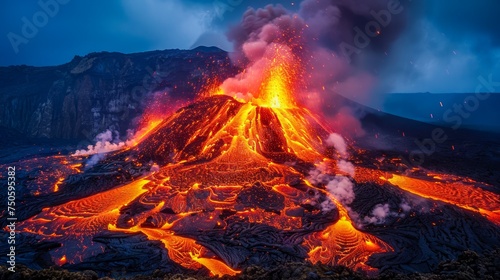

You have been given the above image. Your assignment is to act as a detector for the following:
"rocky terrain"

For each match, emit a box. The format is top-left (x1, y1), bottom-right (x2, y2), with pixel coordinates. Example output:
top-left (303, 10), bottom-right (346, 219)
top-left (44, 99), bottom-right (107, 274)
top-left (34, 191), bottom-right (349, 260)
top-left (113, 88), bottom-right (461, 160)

top-left (0, 49), bottom-right (499, 280)
top-left (1, 250), bottom-right (499, 279)
top-left (0, 46), bottom-right (238, 142)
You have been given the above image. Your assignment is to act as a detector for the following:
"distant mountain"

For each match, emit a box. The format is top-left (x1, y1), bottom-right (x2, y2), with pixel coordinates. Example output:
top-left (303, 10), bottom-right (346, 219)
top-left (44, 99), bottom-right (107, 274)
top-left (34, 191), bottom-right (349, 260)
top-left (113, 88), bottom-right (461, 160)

top-left (0, 47), bottom-right (238, 143)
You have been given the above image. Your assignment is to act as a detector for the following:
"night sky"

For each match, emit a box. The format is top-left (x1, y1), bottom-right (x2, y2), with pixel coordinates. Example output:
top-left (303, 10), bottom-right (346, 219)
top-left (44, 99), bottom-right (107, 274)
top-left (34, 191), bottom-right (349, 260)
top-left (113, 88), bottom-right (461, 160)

top-left (1, 0), bottom-right (499, 95)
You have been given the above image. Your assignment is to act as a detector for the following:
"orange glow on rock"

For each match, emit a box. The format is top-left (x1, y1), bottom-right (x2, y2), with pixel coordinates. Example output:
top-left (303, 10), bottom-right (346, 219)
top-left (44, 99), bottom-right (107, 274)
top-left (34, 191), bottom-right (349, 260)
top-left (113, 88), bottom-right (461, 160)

top-left (305, 213), bottom-right (392, 270)
top-left (22, 38), bottom-right (499, 277)
top-left (128, 119), bottom-right (163, 147)
top-left (57, 255), bottom-right (67, 266)
top-left (190, 253), bottom-right (241, 277)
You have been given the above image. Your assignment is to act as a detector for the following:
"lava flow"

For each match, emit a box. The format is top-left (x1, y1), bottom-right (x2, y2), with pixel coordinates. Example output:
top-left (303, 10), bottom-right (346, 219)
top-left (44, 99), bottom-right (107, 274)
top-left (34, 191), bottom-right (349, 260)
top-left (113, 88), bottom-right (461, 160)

top-left (14, 47), bottom-right (397, 277)
top-left (13, 46), bottom-right (500, 277)
top-left (386, 173), bottom-right (500, 225)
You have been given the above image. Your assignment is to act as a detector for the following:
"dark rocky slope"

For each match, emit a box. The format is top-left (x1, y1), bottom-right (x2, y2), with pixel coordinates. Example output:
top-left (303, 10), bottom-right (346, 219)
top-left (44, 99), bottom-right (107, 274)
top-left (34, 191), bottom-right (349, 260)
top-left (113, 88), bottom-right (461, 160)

top-left (0, 46), bottom-right (238, 142)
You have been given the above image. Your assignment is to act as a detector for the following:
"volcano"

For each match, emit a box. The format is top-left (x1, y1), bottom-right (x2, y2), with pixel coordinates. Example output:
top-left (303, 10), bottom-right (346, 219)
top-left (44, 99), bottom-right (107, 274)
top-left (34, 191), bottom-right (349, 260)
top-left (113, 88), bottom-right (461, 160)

top-left (4, 87), bottom-right (499, 278)
top-left (14, 93), bottom-right (391, 274)
top-left (1, 35), bottom-right (499, 280)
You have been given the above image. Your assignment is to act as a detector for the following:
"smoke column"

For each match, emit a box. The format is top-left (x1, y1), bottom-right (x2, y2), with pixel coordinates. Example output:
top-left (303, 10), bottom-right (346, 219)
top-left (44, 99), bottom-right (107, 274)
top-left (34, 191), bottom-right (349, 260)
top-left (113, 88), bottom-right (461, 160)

top-left (220, 0), bottom-right (409, 137)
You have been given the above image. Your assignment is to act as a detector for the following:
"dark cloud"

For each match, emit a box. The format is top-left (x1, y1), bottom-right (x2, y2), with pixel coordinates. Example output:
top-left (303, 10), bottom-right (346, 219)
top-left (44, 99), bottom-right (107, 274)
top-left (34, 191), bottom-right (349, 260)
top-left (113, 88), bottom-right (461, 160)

top-left (0, 0), bottom-right (210, 66)
top-left (376, 1), bottom-right (500, 94)
top-left (427, 0), bottom-right (500, 46)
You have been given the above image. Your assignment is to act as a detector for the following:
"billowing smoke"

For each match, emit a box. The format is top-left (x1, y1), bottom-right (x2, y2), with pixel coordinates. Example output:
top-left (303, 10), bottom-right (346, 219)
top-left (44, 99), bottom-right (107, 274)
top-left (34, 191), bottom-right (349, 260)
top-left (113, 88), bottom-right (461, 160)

top-left (308, 133), bottom-right (356, 211)
top-left (325, 176), bottom-right (355, 205)
top-left (220, 5), bottom-right (304, 102)
top-left (73, 130), bottom-right (127, 157)
top-left (307, 163), bottom-right (356, 209)
top-left (308, 161), bottom-right (331, 185)
top-left (73, 130), bottom-right (127, 168)
top-left (73, 124), bottom-right (158, 168)
top-left (85, 153), bottom-right (106, 169)
top-left (326, 133), bottom-right (354, 176)
top-left (363, 201), bottom-right (411, 225)
top-left (326, 133), bottom-right (347, 157)
top-left (221, 0), bottom-right (410, 137)
top-left (337, 159), bottom-right (354, 177)
top-left (316, 134), bottom-right (414, 223)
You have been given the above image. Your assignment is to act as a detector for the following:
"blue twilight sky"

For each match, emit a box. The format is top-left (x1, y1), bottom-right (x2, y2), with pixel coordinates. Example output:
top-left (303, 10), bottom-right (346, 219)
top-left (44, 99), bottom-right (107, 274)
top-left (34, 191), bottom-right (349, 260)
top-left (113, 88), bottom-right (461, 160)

top-left (1, 0), bottom-right (500, 94)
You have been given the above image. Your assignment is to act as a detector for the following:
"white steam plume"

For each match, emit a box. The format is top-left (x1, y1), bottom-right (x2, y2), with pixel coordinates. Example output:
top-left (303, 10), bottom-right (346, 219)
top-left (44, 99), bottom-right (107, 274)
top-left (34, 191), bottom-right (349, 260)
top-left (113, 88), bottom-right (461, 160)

top-left (326, 133), bottom-right (348, 158)
top-left (363, 201), bottom-right (412, 225)
top-left (308, 133), bottom-right (357, 212)
top-left (72, 125), bottom-right (154, 168)
top-left (73, 130), bottom-right (127, 157)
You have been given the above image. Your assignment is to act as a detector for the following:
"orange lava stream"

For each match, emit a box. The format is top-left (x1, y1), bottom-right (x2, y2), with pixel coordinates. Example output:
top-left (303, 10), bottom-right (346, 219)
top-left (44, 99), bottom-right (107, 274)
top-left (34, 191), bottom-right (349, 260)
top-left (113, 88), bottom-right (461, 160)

top-left (112, 85), bottom-right (328, 275)
top-left (108, 221), bottom-right (240, 277)
top-left (53, 177), bottom-right (64, 192)
top-left (177, 97), bottom-right (326, 166)
top-left (18, 179), bottom-right (151, 263)
top-left (304, 196), bottom-right (392, 270)
top-left (387, 174), bottom-right (500, 225)
top-left (190, 253), bottom-right (241, 277)
top-left (128, 119), bottom-right (164, 147)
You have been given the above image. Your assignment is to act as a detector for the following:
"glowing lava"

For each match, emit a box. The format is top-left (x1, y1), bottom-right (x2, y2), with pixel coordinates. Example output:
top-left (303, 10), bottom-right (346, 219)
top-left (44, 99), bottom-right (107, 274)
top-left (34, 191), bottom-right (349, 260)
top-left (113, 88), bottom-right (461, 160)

top-left (18, 179), bottom-right (151, 263)
top-left (387, 173), bottom-right (500, 225)
top-left (257, 45), bottom-right (298, 109)
top-left (22, 45), bottom-right (481, 278)
top-left (304, 198), bottom-right (392, 270)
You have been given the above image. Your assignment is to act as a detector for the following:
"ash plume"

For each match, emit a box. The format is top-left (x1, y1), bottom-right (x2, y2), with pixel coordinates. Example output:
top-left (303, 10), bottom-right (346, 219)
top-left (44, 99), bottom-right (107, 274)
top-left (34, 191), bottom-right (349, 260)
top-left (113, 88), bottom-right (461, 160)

top-left (220, 0), bottom-right (410, 137)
